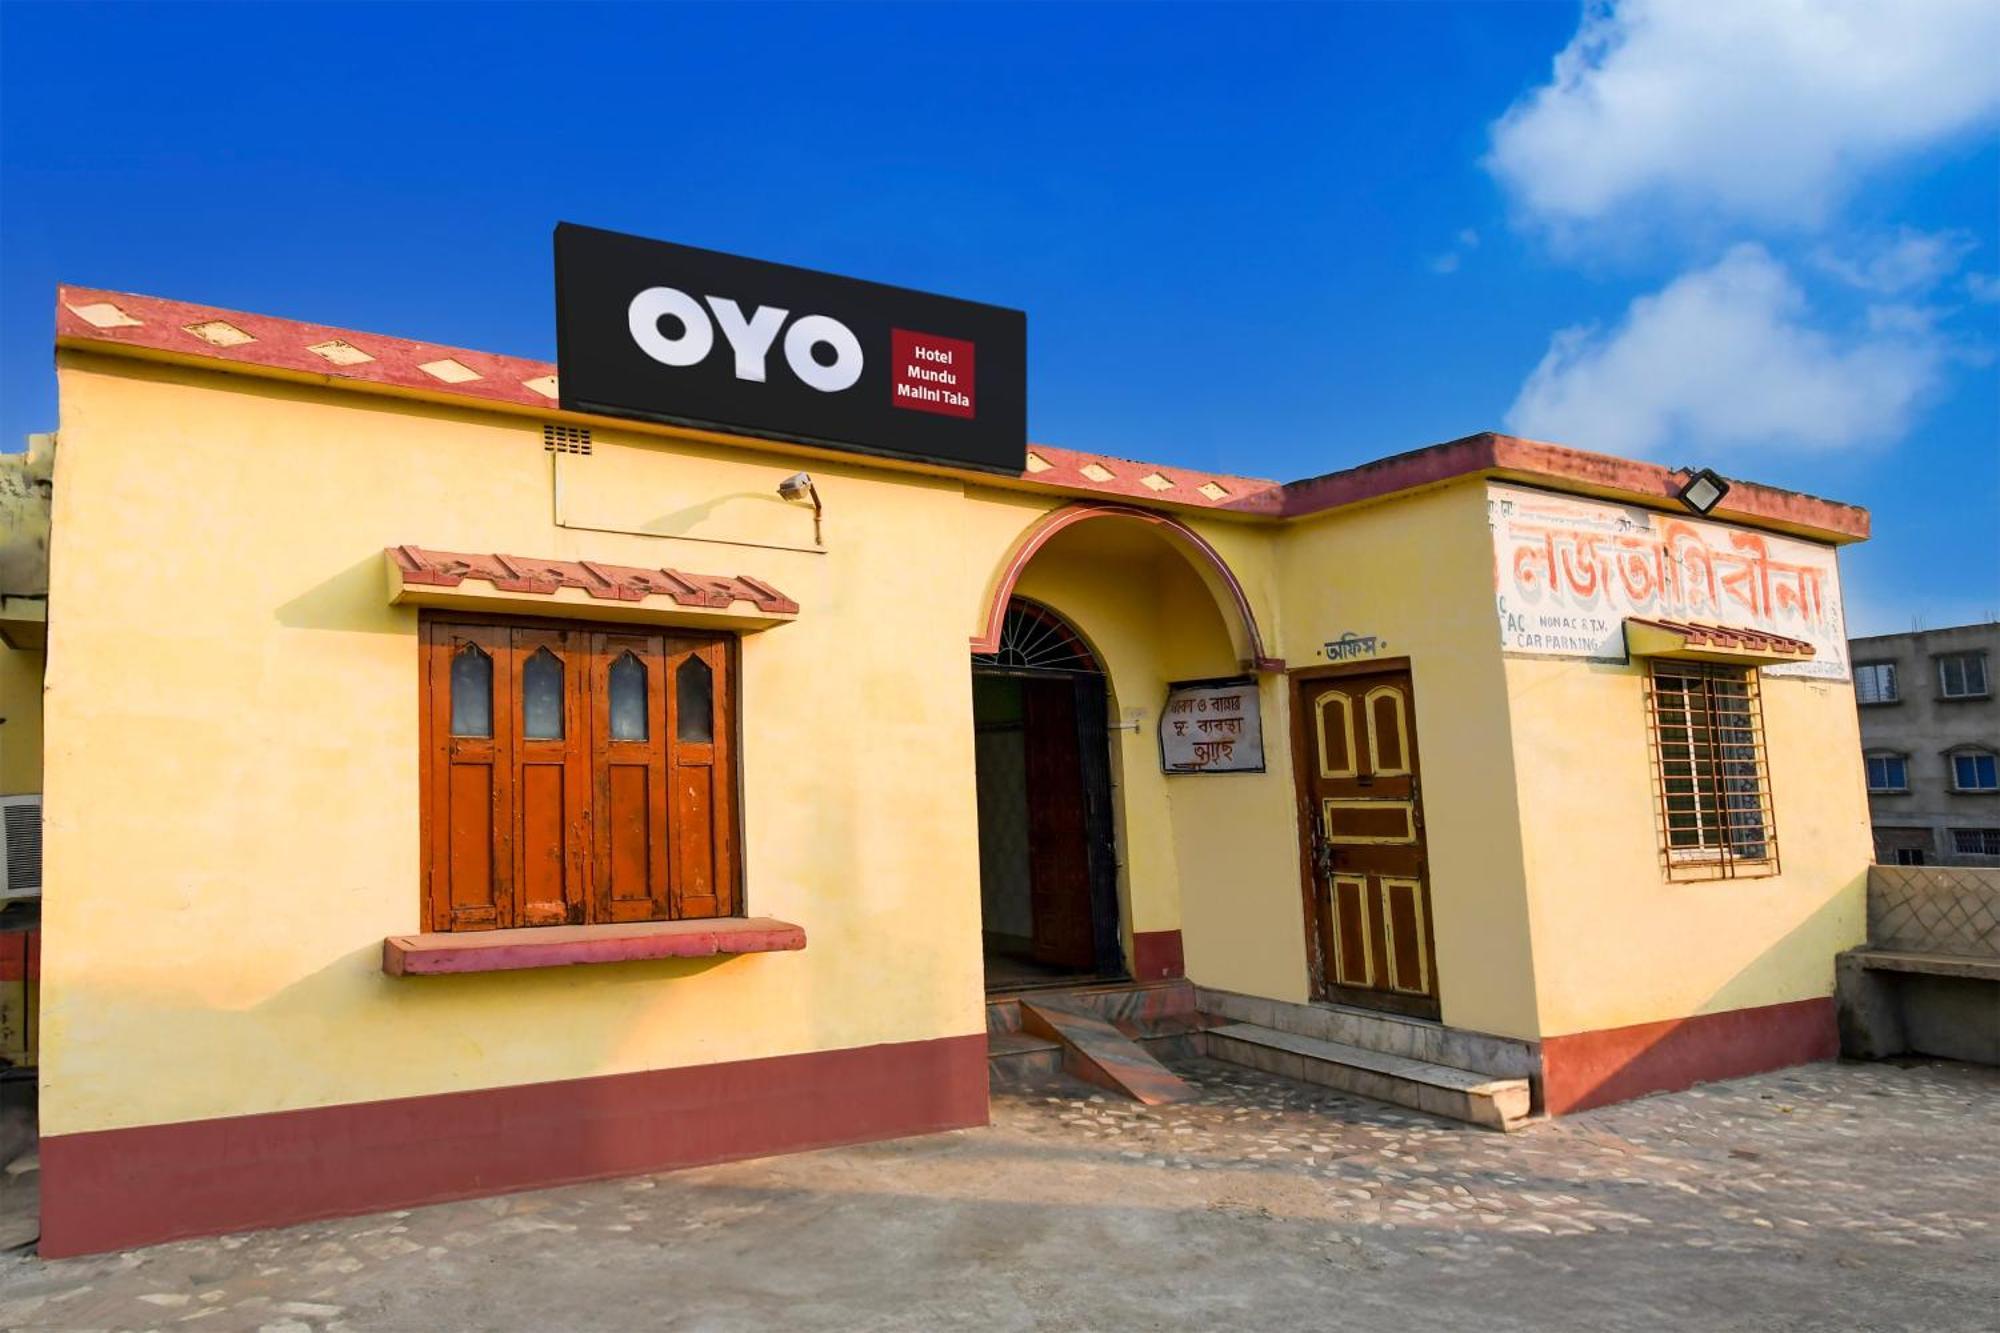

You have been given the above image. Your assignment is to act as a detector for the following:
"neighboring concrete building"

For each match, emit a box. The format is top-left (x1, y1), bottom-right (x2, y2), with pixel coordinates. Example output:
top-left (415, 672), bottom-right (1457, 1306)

top-left (1850, 622), bottom-right (2000, 867)
top-left (16, 280), bottom-right (1876, 1256)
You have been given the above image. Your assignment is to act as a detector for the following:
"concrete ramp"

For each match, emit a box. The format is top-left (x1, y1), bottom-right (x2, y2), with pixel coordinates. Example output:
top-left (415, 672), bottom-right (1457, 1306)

top-left (1020, 999), bottom-right (1193, 1105)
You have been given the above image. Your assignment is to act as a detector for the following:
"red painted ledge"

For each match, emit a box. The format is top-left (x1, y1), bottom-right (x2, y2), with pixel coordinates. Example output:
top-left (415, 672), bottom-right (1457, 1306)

top-left (383, 917), bottom-right (805, 975)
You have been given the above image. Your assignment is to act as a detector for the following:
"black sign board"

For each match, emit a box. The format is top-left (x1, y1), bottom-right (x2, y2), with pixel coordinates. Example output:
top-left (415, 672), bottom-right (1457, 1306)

top-left (555, 223), bottom-right (1026, 474)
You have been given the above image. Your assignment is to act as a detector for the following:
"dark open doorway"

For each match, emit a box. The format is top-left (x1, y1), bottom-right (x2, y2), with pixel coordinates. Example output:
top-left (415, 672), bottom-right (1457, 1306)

top-left (972, 599), bottom-right (1124, 991)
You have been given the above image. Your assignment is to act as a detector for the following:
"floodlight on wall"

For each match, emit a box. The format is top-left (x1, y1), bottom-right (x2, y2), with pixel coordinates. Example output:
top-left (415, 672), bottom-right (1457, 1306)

top-left (777, 471), bottom-right (823, 546)
top-left (1674, 467), bottom-right (1731, 517)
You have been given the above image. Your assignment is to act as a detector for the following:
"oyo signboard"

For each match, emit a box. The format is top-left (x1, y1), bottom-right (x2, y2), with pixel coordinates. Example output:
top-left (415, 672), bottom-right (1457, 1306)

top-left (555, 223), bottom-right (1026, 474)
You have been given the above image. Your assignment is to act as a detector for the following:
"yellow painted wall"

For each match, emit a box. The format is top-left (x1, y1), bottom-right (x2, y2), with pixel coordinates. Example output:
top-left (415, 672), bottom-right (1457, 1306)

top-left (1267, 480), bottom-right (1544, 1037)
top-left (1506, 656), bottom-right (1871, 1036)
top-left (41, 353), bottom-right (1002, 1136)
top-left (39, 346), bottom-right (1873, 1142)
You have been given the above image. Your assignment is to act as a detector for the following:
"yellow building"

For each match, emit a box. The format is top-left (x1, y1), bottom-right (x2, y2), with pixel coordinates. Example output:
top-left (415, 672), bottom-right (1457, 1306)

top-left (17, 281), bottom-right (1872, 1255)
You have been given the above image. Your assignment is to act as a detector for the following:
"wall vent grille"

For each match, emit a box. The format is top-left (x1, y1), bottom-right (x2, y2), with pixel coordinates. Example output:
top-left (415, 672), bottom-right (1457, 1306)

top-left (544, 424), bottom-right (592, 455)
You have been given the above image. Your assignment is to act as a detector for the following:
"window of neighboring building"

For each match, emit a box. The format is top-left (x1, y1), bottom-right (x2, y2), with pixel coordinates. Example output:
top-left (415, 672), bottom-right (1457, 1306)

top-left (1937, 651), bottom-right (1989, 700)
top-left (1895, 847), bottom-right (1928, 866)
top-left (1864, 753), bottom-right (1909, 793)
top-left (1952, 828), bottom-right (2000, 857)
top-left (421, 614), bottom-right (737, 932)
top-left (1644, 662), bottom-right (1777, 879)
top-left (1950, 750), bottom-right (1999, 793)
top-left (1853, 661), bottom-right (1899, 705)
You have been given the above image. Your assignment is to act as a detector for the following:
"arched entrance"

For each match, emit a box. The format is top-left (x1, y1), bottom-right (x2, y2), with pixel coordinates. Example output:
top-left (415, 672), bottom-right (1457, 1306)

top-left (971, 598), bottom-right (1123, 989)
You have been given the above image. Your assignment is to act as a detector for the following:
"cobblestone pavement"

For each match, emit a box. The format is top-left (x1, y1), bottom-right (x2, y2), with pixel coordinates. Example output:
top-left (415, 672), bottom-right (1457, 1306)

top-left (0, 1057), bottom-right (1995, 1332)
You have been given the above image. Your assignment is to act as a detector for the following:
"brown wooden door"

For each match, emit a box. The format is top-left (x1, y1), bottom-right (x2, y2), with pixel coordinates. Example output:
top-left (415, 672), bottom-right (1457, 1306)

top-left (1022, 676), bottom-right (1095, 969)
top-left (1292, 665), bottom-right (1440, 1019)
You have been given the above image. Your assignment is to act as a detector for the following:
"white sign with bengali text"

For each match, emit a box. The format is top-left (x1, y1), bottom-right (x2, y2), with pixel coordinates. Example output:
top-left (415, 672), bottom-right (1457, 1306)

top-left (1159, 680), bottom-right (1265, 773)
top-left (1488, 482), bottom-right (1849, 681)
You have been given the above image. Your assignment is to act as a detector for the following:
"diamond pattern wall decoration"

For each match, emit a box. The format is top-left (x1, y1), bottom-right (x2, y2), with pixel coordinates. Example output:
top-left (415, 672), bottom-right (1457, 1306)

top-left (1868, 866), bottom-right (2000, 959)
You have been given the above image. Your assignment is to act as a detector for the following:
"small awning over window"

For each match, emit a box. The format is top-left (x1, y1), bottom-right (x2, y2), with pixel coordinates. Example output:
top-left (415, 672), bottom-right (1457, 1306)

top-left (387, 546), bottom-right (798, 630)
top-left (1623, 617), bottom-right (1816, 667)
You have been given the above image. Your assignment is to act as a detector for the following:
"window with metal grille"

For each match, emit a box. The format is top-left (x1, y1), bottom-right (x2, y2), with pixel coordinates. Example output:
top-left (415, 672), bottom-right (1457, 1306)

top-left (1952, 828), bottom-right (2000, 857)
top-left (1853, 661), bottom-right (1898, 705)
top-left (1864, 753), bottom-right (1908, 793)
top-left (1644, 662), bottom-right (1778, 880)
top-left (1937, 652), bottom-right (1989, 699)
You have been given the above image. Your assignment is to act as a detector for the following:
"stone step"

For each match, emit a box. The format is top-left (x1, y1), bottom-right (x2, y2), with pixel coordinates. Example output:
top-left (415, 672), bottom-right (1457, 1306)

top-left (1020, 1000), bottom-right (1194, 1105)
top-left (987, 977), bottom-right (1199, 1038)
top-left (1206, 1023), bottom-right (1533, 1131)
top-left (986, 1030), bottom-right (1065, 1090)
top-left (1194, 985), bottom-right (1539, 1084)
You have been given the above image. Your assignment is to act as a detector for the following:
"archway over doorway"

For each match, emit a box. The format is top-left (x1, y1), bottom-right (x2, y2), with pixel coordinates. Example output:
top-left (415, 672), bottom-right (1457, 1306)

top-left (971, 502), bottom-right (1282, 674)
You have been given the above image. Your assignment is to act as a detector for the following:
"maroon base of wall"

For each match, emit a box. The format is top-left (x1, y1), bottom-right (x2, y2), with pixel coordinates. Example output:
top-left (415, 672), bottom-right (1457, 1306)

top-left (1131, 930), bottom-right (1185, 981)
top-left (39, 1033), bottom-right (989, 1258)
top-left (1541, 997), bottom-right (1837, 1116)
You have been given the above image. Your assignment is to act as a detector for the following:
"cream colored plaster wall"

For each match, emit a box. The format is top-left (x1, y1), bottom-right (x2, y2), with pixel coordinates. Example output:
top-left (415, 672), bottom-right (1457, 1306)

top-left (41, 355), bottom-right (997, 1135)
top-left (1507, 654), bottom-right (1872, 1037)
top-left (1148, 549), bottom-right (1308, 1002)
top-left (1270, 480), bottom-right (1543, 1039)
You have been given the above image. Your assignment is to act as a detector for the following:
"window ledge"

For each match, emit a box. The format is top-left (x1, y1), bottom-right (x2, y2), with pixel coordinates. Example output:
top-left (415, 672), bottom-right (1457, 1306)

top-left (383, 917), bottom-right (805, 976)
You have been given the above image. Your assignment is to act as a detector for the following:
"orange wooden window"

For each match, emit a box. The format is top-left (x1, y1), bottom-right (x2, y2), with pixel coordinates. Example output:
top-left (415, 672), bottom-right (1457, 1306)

top-left (421, 614), bottom-right (738, 932)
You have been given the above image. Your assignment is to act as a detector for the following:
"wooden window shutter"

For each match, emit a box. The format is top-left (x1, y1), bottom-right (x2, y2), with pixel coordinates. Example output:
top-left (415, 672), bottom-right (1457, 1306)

top-left (510, 627), bottom-right (591, 926)
top-left (591, 631), bottom-right (672, 923)
top-left (666, 635), bottom-right (736, 918)
top-left (424, 621), bottom-right (515, 931)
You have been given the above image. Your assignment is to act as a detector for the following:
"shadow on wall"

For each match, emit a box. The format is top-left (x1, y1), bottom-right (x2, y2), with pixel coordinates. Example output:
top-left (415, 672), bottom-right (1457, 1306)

top-left (1539, 878), bottom-right (1862, 1115)
top-left (274, 552), bottom-right (414, 634)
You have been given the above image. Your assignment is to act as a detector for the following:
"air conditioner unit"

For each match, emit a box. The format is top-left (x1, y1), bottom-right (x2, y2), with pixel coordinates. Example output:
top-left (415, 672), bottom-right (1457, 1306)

top-left (0, 796), bottom-right (40, 900)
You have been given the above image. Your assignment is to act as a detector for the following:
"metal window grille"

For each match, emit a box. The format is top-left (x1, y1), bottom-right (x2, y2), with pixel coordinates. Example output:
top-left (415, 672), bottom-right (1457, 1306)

top-left (1951, 828), bottom-right (2000, 857)
top-left (1854, 661), bottom-right (1898, 704)
top-left (1644, 661), bottom-right (1779, 881)
top-left (543, 423), bottom-right (592, 455)
top-left (971, 598), bottom-right (1103, 675)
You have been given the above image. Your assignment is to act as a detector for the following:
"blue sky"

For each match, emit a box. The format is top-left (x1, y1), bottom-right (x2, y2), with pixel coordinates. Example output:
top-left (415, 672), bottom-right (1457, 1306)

top-left (2, 2), bottom-right (1994, 632)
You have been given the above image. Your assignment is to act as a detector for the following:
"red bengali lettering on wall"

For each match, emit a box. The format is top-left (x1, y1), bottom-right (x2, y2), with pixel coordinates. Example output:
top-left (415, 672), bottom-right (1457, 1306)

top-left (1488, 483), bottom-right (1847, 680)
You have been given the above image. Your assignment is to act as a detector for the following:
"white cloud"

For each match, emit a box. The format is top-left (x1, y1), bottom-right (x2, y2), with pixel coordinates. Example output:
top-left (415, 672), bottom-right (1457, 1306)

top-left (1504, 245), bottom-right (1944, 457)
top-left (1487, 0), bottom-right (2000, 231)
top-left (1813, 227), bottom-right (1978, 295)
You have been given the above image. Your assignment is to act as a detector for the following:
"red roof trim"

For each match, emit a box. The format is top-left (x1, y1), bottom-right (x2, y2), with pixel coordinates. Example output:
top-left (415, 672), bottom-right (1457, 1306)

top-left (389, 546), bottom-right (798, 616)
top-left (56, 286), bottom-right (1868, 542)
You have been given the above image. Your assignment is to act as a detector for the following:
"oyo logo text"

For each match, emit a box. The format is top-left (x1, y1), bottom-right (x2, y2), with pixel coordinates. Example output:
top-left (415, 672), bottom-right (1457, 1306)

top-left (627, 288), bottom-right (863, 392)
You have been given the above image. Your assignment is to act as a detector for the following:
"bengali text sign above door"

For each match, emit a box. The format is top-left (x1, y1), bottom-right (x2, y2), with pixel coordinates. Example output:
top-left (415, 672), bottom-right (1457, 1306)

top-left (1488, 482), bottom-right (1849, 681)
